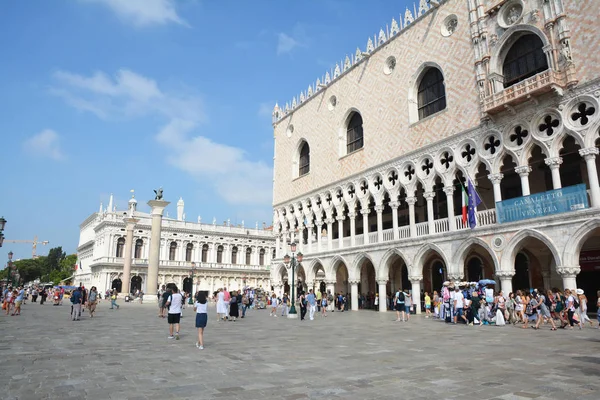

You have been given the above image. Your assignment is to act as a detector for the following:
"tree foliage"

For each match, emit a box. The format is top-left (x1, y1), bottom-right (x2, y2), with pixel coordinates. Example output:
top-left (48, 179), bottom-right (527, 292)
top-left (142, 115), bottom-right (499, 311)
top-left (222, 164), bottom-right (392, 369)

top-left (1, 247), bottom-right (77, 285)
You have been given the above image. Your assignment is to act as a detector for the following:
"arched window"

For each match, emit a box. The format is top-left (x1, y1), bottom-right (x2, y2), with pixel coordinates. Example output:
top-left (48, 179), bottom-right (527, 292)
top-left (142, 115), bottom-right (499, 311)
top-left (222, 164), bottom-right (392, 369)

top-left (217, 245), bottom-right (224, 263)
top-left (346, 112), bottom-right (364, 154)
top-left (201, 244), bottom-right (208, 263)
top-left (231, 247), bottom-right (238, 264)
top-left (245, 247), bottom-right (252, 265)
top-left (169, 241), bottom-right (177, 261)
top-left (134, 239), bottom-right (143, 259)
top-left (259, 248), bottom-right (265, 266)
top-left (185, 243), bottom-right (193, 262)
top-left (503, 34), bottom-right (548, 88)
top-left (417, 68), bottom-right (446, 120)
top-left (115, 237), bottom-right (125, 258)
top-left (299, 141), bottom-right (310, 176)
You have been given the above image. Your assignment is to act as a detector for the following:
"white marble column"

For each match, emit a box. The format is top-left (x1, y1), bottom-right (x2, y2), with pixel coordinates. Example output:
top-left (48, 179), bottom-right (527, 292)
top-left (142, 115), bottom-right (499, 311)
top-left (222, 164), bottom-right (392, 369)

top-left (443, 187), bottom-right (456, 231)
top-left (326, 218), bottom-right (334, 250)
top-left (337, 215), bottom-right (345, 249)
top-left (545, 157), bottom-right (563, 189)
top-left (348, 212), bottom-right (356, 247)
top-left (495, 271), bottom-right (514, 295)
top-left (121, 217), bottom-right (139, 295)
top-left (316, 221), bottom-right (323, 252)
top-left (424, 192), bottom-right (435, 234)
top-left (275, 234), bottom-right (281, 258)
top-left (350, 280), bottom-right (359, 311)
top-left (580, 148), bottom-right (600, 207)
top-left (557, 266), bottom-right (580, 291)
top-left (146, 199), bottom-right (170, 300)
top-left (377, 280), bottom-right (387, 312)
top-left (375, 205), bottom-right (384, 242)
top-left (515, 166), bottom-right (532, 196)
top-left (488, 173), bottom-right (504, 204)
top-left (410, 276), bottom-right (422, 314)
top-left (306, 225), bottom-right (313, 253)
top-left (389, 201), bottom-right (400, 239)
top-left (361, 207), bottom-right (370, 241)
top-left (407, 197), bottom-right (417, 237)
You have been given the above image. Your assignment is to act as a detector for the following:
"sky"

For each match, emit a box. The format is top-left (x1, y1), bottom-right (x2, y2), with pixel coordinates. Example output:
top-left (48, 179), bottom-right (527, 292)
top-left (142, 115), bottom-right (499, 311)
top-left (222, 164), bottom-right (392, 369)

top-left (0, 0), bottom-right (417, 262)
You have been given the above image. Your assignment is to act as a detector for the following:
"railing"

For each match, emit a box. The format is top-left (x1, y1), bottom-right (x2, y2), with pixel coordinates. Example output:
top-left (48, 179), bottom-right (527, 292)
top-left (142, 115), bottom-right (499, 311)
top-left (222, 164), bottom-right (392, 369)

top-left (382, 228), bottom-right (394, 241)
top-left (90, 257), bottom-right (268, 270)
top-left (434, 219), bottom-right (449, 234)
top-left (482, 70), bottom-right (565, 114)
top-left (343, 237), bottom-right (352, 248)
top-left (368, 232), bottom-right (378, 244)
top-left (398, 226), bottom-right (410, 239)
top-left (416, 221), bottom-right (429, 236)
top-left (355, 234), bottom-right (365, 246)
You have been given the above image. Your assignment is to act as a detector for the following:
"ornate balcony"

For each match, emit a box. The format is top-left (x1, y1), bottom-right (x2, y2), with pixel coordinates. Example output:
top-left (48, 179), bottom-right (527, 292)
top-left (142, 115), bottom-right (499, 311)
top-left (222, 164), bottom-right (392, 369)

top-left (482, 69), bottom-right (567, 115)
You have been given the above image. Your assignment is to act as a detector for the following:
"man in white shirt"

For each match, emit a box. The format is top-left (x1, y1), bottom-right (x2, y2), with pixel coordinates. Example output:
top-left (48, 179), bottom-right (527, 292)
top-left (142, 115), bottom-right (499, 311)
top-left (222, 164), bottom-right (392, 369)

top-left (165, 286), bottom-right (183, 340)
top-left (453, 287), bottom-right (467, 324)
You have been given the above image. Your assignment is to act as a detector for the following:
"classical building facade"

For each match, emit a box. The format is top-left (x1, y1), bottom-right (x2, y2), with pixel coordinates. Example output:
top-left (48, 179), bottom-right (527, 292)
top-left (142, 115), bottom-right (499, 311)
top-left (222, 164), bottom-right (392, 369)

top-left (270, 0), bottom-right (600, 313)
top-left (75, 194), bottom-right (275, 295)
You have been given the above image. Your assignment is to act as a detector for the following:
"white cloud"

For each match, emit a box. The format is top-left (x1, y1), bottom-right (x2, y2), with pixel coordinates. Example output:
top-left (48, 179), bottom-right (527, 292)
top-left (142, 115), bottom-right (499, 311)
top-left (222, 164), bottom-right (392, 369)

top-left (23, 129), bottom-right (64, 161)
top-left (277, 33), bottom-right (300, 55)
top-left (258, 102), bottom-right (274, 118)
top-left (82, 0), bottom-right (188, 27)
top-left (53, 69), bottom-right (272, 206)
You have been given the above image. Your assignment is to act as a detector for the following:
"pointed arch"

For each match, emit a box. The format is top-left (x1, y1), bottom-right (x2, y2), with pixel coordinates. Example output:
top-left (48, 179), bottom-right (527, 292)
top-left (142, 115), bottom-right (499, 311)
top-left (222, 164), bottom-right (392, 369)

top-left (500, 229), bottom-right (561, 272)
top-left (413, 243), bottom-right (450, 277)
top-left (489, 25), bottom-right (551, 78)
top-left (349, 252), bottom-right (375, 281)
top-left (563, 218), bottom-right (600, 268)
top-left (378, 248), bottom-right (410, 279)
top-left (452, 237), bottom-right (499, 274)
top-left (306, 258), bottom-right (326, 282)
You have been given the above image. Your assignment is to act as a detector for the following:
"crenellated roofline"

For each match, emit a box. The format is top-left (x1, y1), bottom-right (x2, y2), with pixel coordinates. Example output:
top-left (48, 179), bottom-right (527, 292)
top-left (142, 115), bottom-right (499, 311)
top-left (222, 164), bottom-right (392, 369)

top-left (271, 0), bottom-right (443, 126)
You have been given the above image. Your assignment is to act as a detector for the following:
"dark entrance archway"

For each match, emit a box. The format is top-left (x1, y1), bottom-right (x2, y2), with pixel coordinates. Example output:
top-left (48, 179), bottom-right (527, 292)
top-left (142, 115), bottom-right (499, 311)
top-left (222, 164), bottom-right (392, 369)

top-left (466, 257), bottom-right (483, 282)
top-left (112, 278), bottom-right (122, 293)
top-left (130, 276), bottom-right (142, 293)
top-left (183, 277), bottom-right (193, 294)
top-left (358, 259), bottom-right (376, 309)
top-left (576, 226), bottom-right (600, 313)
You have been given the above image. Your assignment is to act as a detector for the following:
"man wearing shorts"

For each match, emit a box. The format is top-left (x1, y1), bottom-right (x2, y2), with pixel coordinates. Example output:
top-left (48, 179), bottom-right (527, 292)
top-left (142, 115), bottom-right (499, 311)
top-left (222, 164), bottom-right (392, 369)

top-left (453, 287), bottom-right (467, 324)
top-left (166, 286), bottom-right (183, 340)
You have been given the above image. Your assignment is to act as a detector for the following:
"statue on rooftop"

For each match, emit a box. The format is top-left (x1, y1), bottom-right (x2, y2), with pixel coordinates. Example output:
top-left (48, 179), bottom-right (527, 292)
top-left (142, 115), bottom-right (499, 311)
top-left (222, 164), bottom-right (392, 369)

top-left (154, 187), bottom-right (163, 200)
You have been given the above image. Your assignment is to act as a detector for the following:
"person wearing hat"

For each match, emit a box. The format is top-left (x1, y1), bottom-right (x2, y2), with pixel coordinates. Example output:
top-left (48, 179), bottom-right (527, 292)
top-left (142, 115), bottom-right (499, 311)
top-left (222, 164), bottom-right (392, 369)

top-left (576, 288), bottom-right (593, 327)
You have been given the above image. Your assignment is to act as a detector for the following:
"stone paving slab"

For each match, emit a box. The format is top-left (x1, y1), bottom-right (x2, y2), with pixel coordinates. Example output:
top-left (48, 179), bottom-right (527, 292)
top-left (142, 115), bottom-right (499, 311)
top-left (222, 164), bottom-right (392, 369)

top-left (1, 301), bottom-right (599, 400)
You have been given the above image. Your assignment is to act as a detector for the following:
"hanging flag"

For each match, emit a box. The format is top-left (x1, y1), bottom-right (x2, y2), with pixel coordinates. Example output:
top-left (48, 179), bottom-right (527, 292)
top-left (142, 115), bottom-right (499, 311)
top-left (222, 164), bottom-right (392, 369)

top-left (467, 178), bottom-right (482, 229)
top-left (461, 183), bottom-right (468, 225)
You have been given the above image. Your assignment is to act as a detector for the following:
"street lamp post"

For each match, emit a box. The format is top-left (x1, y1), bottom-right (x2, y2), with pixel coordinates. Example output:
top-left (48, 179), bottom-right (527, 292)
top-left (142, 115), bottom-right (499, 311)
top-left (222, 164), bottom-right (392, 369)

top-left (283, 242), bottom-right (303, 318)
top-left (8, 251), bottom-right (17, 287)
top-left (190, 262), bottom-right (197, 296)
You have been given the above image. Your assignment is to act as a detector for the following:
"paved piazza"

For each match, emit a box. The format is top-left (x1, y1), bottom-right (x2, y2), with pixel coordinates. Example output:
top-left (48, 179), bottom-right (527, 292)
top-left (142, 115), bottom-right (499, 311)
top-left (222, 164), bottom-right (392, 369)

top-left (1, 302), bottom-right (599, 400)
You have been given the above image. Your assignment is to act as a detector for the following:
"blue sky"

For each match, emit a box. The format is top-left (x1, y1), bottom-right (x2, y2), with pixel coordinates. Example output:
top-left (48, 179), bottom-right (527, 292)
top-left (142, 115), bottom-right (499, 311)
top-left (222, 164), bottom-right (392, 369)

top-left (0, 0), bottom-right (416, 261)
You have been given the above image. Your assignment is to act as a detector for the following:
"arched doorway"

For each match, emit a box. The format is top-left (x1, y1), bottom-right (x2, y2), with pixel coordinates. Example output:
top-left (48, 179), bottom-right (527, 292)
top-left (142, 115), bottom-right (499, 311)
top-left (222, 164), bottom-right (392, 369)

top-left (466, 257), bottom-right (483, 282)
top-left (334, 262), bottom-right (349, 295)
top-left (358, 258), bottom-right (376, 309)
top-left (576, 226), bottom-right (600, 313)
top-left (387, 254), bottom-right (409, 296)
top-left (112, 278), bottom-right (122, 293)
top-left (130, 276), bottom-right (142, 293)
top-left (183, 277), bottom-right (193, 294)
top-left (421, 249), bottom-right (447, 294)
top-left (511, 250), bottom-right (545, 291)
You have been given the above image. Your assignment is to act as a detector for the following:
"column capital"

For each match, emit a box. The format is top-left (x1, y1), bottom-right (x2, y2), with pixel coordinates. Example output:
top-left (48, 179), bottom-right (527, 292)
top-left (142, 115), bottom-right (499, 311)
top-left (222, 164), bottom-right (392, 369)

top-left (324, 279), bottom-right (336, 285)
top-left (494, 270), bottom-right (514, 279)
top-left (325, 218), bottom-right (335, 224)
top-left (348, 211), bottom-right (357, 219)
top-left (124, 217), bottom-right (139, 229)
top-left (544, 156), bottom-right (563, 168)
top-left (515, 165), bottom-right (532, 176)
top-left (374, 205), bottom-right (385, 213)
top-left (579, 147), bottom-right (599, 160)
top-left (389, 201), bottom-right (400, 208)
top-left (423, 191), bottom-right (435, 201)
top-left (409, 275), bottom-right (423, 282)
top-left (305, 280), bottom-right (314, 287)
top-left (360, 208), bottom-right (370, 215)
top-left (447, 273), bottom-right (463, 281)
top-left (488, 173), bottom-right (504, 184)
top-left (556, 266), bottom-right (580, 278)
top-left (348, 280), bottom-right (360, 285)
top-left (315, 220), bottom-right (324, 227)
top-left (147, 200), bottom-right (171, 216)
top-left (376, 279), bottom-right (388, 285)
top-left (442, 186), bottom-right (454, 196)
top-left (305, 223), bottom-right (314, 229)
top-left (336, 215), bottom-right (346, 222)
top-left (405, 197), bottom-right (417, 205)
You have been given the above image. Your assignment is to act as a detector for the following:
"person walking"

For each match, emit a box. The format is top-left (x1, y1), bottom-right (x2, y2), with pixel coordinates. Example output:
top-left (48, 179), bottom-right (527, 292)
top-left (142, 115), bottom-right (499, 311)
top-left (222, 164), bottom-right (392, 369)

top-left (166, 286), bottom-right (183, 340)
top-left (216, 288), bottom-right (227, 321)
top-left (321, 294), bottom-right (328, 317)
top-left (12, 287), bottom-right (24, 316)
top-left (269, 293), bottom-right (278, 317)
top-left (306, 289), bottom-right (317, 320)
top-left (281, 293), bottom-right (289, 317)
top-left (88, 287), bottom-right (98, 318)
top-left (31, 287), bottom-right (38, 303)
top-left (158, 285), bottom-right (166, 317)
top-left (576, 288), bottom-right (593, 327)
top-left (453, 287), bottom-right (467, 324)
top-left (40, 288), bottom-right (47, 305)
top-left (394, 289), bottom-right (405, 322)
top-left (424, 292), bottom-right (432, 318)
top-left (194, 292), bottom-right (208, 349)
top-left (299, 291), bottom-right (307, 321)
top-left (70, 287), bottom-right (83, 321)
top-left (110, 290), bottom-right (120, 309)
top-left (229, 291), bottom-right (239, 321)
top-left (241, 292), bottom-right (249, 318)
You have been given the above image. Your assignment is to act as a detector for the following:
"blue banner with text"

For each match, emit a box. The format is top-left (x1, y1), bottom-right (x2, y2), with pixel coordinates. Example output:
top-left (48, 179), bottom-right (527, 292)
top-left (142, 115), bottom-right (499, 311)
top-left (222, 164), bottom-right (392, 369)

top-left (496, 184), bottom-right (589, 223)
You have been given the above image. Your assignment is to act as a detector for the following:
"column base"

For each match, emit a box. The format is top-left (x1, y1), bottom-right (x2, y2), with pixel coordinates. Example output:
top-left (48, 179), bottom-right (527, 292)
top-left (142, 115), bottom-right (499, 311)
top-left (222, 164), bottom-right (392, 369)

top-left (287, 313), bottom-right (298, 319)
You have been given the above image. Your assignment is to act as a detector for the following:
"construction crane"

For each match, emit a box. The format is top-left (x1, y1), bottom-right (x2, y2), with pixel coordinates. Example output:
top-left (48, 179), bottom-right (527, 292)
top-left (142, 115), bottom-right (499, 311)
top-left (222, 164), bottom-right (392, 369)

top-left (3, 236), bottom-right (49, 259)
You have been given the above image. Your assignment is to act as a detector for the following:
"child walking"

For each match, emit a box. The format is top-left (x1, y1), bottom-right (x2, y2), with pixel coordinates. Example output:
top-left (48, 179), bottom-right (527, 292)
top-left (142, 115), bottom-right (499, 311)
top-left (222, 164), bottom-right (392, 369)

top-left (269, 293), bottom-right (278, 317)
top-left (194, 292), bottom-right (208, 349)
top-left (424, 292), bottom-right (432, 318)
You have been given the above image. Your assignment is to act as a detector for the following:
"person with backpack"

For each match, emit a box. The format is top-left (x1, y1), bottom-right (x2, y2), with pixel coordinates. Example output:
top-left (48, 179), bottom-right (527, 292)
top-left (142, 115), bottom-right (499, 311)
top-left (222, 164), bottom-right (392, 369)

top-left (165, 286), bottom-right (183, 339)
top-left (564, 289), bottom-right (580, 329)
top-left (522, 293), bottom-right (538, 329)
top-left (70, 287), bottom-right (83, 321)
top-left (535, 289), bottom-right (557, 330)
top-left (394, 289), bottom-right (406, 322)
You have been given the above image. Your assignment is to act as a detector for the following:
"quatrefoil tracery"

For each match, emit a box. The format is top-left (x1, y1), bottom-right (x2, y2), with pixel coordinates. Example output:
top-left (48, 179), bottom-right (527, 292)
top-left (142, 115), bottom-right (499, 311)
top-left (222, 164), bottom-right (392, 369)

top-left (461, 144), bottom-right (476, 162)
top-left (421, 158), bottom-right (434, 175)
top-left (571, 103), bottom-right (595, 126)
top-left (484, 135), bottom-right (501, 155)
top-left (538, 115), bottom-right (559, 137)
top-left (404, 165), bottom-right (415, 181)
top-left (388, 170), bottom-right (399, 186)
top-left (510, 126), bottom-right (529, 146)
top-left (440, 151), bottom-right (454, 169)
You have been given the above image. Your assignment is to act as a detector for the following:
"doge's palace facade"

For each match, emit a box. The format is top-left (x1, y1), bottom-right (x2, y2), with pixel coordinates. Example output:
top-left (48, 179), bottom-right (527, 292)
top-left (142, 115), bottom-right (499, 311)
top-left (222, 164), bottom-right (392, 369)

top-left (75, 194), bottom-right (275, 295)
top-left (270, 0), bottom-right (600, 313)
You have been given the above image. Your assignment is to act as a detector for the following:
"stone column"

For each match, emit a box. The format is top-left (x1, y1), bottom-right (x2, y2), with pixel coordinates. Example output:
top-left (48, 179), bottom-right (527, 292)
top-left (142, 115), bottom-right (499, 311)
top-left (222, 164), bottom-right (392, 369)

top-left (375, 205), bottom-right (384, 242)
top-left (377, 280), bottom-right (387, 312)
top-left (350, 280), bottom-right (359, 311)
top-left (348, 211), bottom-right (357, 247)
top-left (361, 207), bottom-right (370, 241)
top-left (410, 276), bottom-right (422, 314)
top-left (316, 221), bottom-right (323, 252)
top-left (443, 186), bottom-right (456, 231)
top-left (326, 218), bottom-right (334, 250)
top-left (389, 201), bottom-right (400, 239)
top-left (544, 157), bottom-right (563, 189)
top-left (121, 217), bottom-right (139, 295)
top-left (337, 215), bottom-right (345, 249)
top-left (541, 270), bottom-right (551, 290)
top-left (407, 197), bottom-right (417, 237)
top-left (289, 228), bottom-right (295, 247)
top-left (146, 199), bottom-right (170, 301)
top-left (275, 234), bottom-right (281, 258)
top-left (495, 270), bottom-right (514, 295)
top-left (306, 224), bottom-right (313, 254)
top-left (424, 192), bottom-right (435, 234)
top-left (557, 266), bottom-right (580, 291)
top-left (580, 148), bottom-right (600, 207)
top-left (488, 173), bottom-right (503, 204)
top-left (515, 166), bottom-right (532, 196)
top-left (325, 280), bottom-right (335, 297)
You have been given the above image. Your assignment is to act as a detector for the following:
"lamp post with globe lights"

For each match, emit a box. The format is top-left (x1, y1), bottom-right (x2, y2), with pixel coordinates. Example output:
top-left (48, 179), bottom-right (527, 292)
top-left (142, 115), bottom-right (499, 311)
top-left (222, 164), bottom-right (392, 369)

top-left (283, 242), bottom-right (303, 318)
top-left (8, 251), bottom-right (19, 287)
top-left (190, 262), bottom-right (198, 297)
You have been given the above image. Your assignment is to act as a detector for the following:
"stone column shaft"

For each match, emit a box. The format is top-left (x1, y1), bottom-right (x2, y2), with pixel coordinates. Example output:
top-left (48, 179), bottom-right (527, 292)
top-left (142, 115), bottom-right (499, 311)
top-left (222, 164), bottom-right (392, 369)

top-left (407, 197), bottom-right (417, 237)
top-left (410, 277), bottom-right (422, 314)
top-left (146, 200), bottom-right (170, 300)
top-left (390, 201), bottom-right (400, 239)
top-left (377, 280), bottom-right (387, 312)
top-left (545, 157), bottom-right (563, 190)
top-left (488, 173), bottom-right (503, 204)
top-left (121, 217), bottom-right (139, 295)
top-left (316, 222), bottom-right (323, 252)
top-left (307, 225), bottom-right (313, 254)
top-left (337, 216), bottom-right (345, 249)
top-left (349, 212), bottom-right (356, 247)
top-left (424, 192), bottom-right (435, 234)
top-left (350, 280), bottom-right (359, 311)
top-left (326, 218), bottom-right (334, 250)
top-left (443, 187), bottom-right (456, 231)
top-left (580, 148), bottom-right (600, 208)
top-left (515, 166), bottom-right (532, 197)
